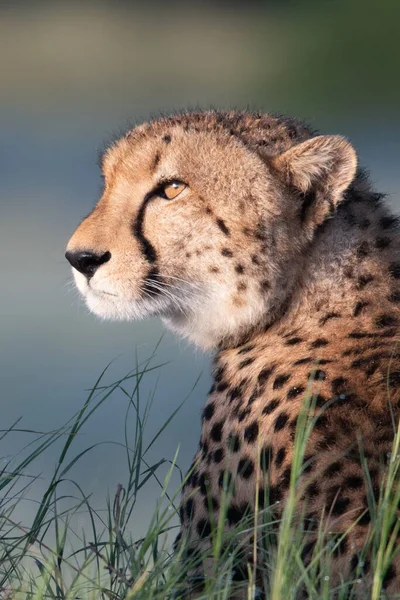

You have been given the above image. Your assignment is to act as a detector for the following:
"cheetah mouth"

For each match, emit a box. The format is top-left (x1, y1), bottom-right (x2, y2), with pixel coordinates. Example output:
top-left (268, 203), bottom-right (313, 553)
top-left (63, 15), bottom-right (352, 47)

top-left (76, 279), bottom-right (189, 322)
top-left (71, 267), bottom-right (203, 324)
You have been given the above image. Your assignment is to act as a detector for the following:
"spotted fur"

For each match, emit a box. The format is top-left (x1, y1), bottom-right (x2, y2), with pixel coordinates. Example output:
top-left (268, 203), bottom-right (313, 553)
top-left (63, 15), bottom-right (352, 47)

top-left (66, 110), bottom-right (400, 598)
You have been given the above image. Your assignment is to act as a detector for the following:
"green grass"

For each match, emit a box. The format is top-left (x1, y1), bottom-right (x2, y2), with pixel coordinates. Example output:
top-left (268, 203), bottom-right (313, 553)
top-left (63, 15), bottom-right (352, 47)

top-left (1, 348), bottom-right (400, 599)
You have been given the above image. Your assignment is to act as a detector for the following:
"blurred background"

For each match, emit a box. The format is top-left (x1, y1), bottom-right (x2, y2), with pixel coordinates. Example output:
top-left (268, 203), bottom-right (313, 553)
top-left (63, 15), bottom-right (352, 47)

top-left (1, 0), bottom-right (399, 543)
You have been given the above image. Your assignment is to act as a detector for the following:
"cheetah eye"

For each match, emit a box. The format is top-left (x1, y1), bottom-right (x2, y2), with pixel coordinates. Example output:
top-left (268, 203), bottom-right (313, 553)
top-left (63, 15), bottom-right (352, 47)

top-left (159, 181), bottom-right (187, 200)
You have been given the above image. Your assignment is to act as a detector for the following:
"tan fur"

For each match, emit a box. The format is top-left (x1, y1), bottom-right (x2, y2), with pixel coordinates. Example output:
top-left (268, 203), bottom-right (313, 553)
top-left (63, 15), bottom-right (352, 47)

top-left (66, 110), bottom-right (400, 597)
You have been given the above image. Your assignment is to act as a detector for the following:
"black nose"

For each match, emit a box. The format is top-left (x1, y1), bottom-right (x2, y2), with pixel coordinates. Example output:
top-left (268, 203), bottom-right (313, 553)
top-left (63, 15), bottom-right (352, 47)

top-left (65, 250), bottom-right (111, 278)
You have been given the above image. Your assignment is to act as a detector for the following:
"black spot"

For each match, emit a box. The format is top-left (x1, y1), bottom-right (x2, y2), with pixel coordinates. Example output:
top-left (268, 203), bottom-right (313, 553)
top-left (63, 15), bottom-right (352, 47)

top-left (353, 301), bottom-right (369, 316)
top-left (163, 134), bottom-right (171, 144)
top-left (244, 421), bottom-right (259, 443)
top-left (389, 291), bottom-right (400, 303)
top-left (228, 385), bottom-right (243, 403)
top-left (213, 365), bottom-right (225, 382)
top-left (216, 381), bottom-right (229, 393)
top-left (357, 274), bottom-right (374, 289)
top-left (221, 248), bottom-right (233, 258)
top-left (383, 564), bottom-right (397, 589)
top-left (375, 314), bottom-right (398, 328)
top-left (227, 503), bottom-right (249, 525)
top-left (151, 151), bottom-right (161, 171)
top-left (185, 498), bottom-right (195, 520)
top-left (188, 468), bottom-right (199, 489)
top-left (310, 338), bottom-right (329, 349)
top-left (273, 373), bottom-right (291, 389)
top-left (213, 448), bottom-right (224, 463)
top-left (359, 218), bottom-right (371, 229)
top-left (293, 357), bottom-right (312, 366)
top-left (287, 385), bottom-right (305, 400)
top-left (389, 263), bottom-right (400, 279)
top-left (262, 399), bottom-right (280, 415)
top-left (312, 369), bottom-right (326, 381)
top-left (275, 447), bottom-right (286, 468)
top-left (239, 357), bottom-right (255, 369)
top-left (345, 475), bottom-right (363, 489)
top-left (274, 412), bottom-right (289, 432)
top-left (348, 330), bottom-right (375, 339)
top-left (286, 337), bottom-right (302, 345)
top-left (380, 215), bottom-right (399, 230)
top-left (313, 394), bottom-right (326, 408)
top-left (318, 359), bottom-right (333, 365)
top-left (238, 457), bottom-right (254, 479)
top-left (324, 461), bottom-right (342, 477)
top-left (317, 431), bottom-right (337, 449)
top-left (319, 312), bottom-right (341, 325)
top-left (196, 518), bottom-right (211, 538)
top-left (251, 254), bottom-right (260, 265)
top-left (199, 472), bottom-right (209, 496)
top-left (260, 279), bottom-right (270, 291)
top-left (306, 481), bottom-right (319, 497)
top-left (258, 367), bottom-right (275, 385)
top-left (202, 403), bottom-right (215, 421)
top-left (258, 489), bottom-right (266, 507)
top-left (237, 344), bottom-right (255, 355)
top-left (389, 372), bottom-right (400, 387)
top-left (247, 390), bottom-right (260, 406)
top-left (260, 446), bottom-right (273, 472)
top-left (357, 510), bottom-right (371, 525)
top-left (357, 240), bottom-right (370, 257)
top-left (235, 264), bottom-right (245, 274)
top-left (216, 218), bottom-right (230, 236)
top-left (281, 466), bottom-right (292, 489)
top-left (228, 433), bottom-right (241, 453)
top-left (237, 408), bottom-right (251, 422)
top-left (207, 422), bottom-right (222, 444)
top-left (331, 496), bottom-right (351, 516)
top-left (203, 495), bottom-right (219, 512)
top-left (201, 439), bottom-right (209, 455)
top-left (314, 415), bottom-right (328, 429)
top-left (376, 236), bottom-right (391, 249)
top-left (269, 485), bottom-right (283, 504)
top-left (331, 377), bottom-right (348, 395)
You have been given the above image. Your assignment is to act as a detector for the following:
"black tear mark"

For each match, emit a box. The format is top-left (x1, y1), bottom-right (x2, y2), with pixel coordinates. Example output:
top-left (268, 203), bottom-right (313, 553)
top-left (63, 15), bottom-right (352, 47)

top-left (133, 193), bottom-right (158, 264)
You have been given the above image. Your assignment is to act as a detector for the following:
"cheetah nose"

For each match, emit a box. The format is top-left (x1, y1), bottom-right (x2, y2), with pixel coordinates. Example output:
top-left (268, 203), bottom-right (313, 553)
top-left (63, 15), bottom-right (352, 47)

top-left (65, 250), bottom-right (111, 279)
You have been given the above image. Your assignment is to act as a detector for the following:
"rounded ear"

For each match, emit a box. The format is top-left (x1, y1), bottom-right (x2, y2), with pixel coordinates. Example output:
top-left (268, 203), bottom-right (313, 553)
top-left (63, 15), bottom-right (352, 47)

top-left (272, 135), bottom-right (358, 228)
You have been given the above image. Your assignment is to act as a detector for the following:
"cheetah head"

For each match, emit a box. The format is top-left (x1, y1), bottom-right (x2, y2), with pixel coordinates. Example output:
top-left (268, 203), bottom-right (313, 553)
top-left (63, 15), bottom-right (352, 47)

top-left (66, 111), bottom-right (357, 349)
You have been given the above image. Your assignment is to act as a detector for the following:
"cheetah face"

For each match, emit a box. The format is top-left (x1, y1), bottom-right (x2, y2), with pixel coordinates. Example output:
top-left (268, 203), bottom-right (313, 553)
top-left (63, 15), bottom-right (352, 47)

top-left (66, 113), bottom-right (356, 348)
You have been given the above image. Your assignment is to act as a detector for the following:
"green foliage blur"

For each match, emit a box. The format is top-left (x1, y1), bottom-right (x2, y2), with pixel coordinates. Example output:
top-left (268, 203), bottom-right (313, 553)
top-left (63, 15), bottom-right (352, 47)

top-left (1, 0), bottom-right (398, 129)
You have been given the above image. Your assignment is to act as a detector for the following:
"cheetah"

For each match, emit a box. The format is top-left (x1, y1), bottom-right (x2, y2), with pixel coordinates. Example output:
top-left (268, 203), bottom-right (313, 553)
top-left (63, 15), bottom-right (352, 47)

top-left (66, 110), bottom-right (400, 597)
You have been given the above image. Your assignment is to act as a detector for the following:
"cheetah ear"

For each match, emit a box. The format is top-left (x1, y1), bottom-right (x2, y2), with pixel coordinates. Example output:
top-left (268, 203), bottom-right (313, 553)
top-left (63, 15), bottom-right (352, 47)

top-left (272, 135), bottom-right (357, 227)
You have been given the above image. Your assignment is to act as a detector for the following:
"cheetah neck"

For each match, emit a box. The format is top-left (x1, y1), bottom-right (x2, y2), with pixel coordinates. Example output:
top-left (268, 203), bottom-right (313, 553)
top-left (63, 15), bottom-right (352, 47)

top-left (220, 195), bottom-right (400, 355)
